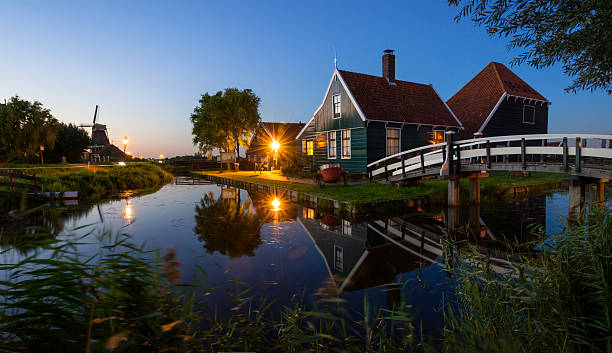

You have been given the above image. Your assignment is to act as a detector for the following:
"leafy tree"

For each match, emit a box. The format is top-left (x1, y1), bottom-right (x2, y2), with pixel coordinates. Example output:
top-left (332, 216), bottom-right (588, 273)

top-left (0, 96), bottom-right (59, 163)
top-left (449, 0), bottom-right (612, 94)
top-left (46, 123), bottom-right (91, 163)
top-left (190, 88), bottom-right (261, 156)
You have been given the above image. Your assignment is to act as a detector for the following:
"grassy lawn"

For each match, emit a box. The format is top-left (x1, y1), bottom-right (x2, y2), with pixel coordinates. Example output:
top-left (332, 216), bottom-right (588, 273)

top-left (194, 170), bottom-right (568, 203)
top-left (1, 163), bottom-right (172, 198)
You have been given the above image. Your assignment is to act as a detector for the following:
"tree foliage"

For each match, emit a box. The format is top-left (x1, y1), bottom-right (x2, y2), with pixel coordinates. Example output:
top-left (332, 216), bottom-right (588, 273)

top-left (46, 123), bottom-right (91, 163)
top-left (449, 0), bottom-right (612, 94)
top-left (0, 96), bottom-right (59, 163)
top-left (190, 88), bottom-right (261, 154)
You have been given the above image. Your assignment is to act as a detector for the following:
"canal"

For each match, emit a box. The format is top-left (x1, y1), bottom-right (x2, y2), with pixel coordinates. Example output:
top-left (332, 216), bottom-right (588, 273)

top-left (1, 178), bottom-right (609, 338)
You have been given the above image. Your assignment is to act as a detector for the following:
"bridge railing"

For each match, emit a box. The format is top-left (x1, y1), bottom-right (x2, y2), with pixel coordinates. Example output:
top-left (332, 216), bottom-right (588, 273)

top-left (367, 133), bottom-right (612, 181)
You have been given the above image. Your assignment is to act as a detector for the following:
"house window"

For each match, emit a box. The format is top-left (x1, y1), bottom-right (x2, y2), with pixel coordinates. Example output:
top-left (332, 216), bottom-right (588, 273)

top-left (334, 245), bottom-right (343, 271)
top-left (341, 129), bottom-right (351, 158)
top-left (332, 94), bottom-right (341, 119)
top-left (327, 131), bottom-right (337, 159)
top-left (342, 219), bottom-right (352, 236)
top-left (523, 105), bottom-right (535, 124)
top-left (302, 140), bottom-right (307, 154)
top-left (386, 128), bottom-right (400, 156)
top-left (306, 140), bottom-right (314, 156)
top-left (431, 130), bottom-right (445, 144)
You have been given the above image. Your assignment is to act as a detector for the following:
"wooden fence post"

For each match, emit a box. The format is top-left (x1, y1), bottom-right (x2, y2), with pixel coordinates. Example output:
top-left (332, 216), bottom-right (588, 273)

top-left (563, 137), bottom-right (569, 171)
top-left (521, 138), bottom-right (526, 170)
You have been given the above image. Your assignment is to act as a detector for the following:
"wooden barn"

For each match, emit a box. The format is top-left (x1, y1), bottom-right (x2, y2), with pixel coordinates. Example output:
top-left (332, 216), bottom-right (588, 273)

top-left (246, 121), bottom-right (304, 166)
top-left (447, 62), bottom-right (550, 138)
top-left (296, 50), bottom-right (462, 174)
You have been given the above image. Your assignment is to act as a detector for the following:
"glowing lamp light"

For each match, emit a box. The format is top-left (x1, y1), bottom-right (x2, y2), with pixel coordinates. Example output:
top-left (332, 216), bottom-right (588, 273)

top-left (270, 140), bottom-right (280, 152)
top-left (271, 198), bottom-right (281, 211)
top-left (122, 136), bottom-right (129, 146)
top-left (126, 151), bottom-right (131, 155)
top-left (159, 154), bottom-right (165, 159)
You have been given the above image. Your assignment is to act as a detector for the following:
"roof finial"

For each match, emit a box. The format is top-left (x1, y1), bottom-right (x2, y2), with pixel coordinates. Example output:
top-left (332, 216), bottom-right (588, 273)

top-left (334, 46), bottom-right (337, 69)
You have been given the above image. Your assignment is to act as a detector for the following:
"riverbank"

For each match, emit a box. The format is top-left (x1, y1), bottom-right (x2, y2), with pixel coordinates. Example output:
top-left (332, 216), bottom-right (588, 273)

top-left (1, 163), bottom-right (173, 199)
top-left (194, 170), bottom-right (567, 207)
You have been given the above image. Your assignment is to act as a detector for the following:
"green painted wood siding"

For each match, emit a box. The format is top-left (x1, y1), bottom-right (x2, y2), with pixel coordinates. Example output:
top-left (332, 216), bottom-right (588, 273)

top-left (299, 72), bottom-right (367, 173)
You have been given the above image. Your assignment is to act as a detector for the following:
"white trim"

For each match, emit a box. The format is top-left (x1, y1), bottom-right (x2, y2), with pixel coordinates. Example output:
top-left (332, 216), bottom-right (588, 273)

top-left (477, 92), bottom-right (507, 134)
top-left (327, 131), bottom-right (337, 159)
top-left (332, 94), bottom-right (341, 119)
top-left (507, 94), bottom-right (550, 105)
top-left (366, 119), bottom-right (459, 129)
top-left (431, 85), bottom-right (464, 129)
top-left (341, 129), bottom-right (351, 159)
top-left (385, 127), bottom-right (401, 156)
top-left (522, 105), bottom-right (535, 124)
top-left (295, 71), bottom-right (338, 139)
top-left (336, 70), bottom-right (367, 122)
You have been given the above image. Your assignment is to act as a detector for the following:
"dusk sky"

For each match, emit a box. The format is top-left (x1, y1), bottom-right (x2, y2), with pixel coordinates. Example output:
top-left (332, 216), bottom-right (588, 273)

top-left (2, 1), bottom-right (610, 158)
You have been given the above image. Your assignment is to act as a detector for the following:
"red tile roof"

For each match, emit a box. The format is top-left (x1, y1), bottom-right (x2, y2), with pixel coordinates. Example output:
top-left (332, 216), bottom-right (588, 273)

top-left (447, 62), bottom-right (549, 137)
top-left (338, 70), bottom-right (460, 127)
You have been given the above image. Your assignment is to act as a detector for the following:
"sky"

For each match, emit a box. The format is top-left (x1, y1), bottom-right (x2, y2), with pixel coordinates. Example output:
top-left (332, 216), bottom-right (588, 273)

top-left (1, 1), bottom-right (610, 158)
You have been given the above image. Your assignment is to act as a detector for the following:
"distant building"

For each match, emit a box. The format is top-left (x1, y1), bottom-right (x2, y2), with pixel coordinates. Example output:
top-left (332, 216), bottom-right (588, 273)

top-left (447, 62), bottom-right (550, 138)
top-left (246, 121), bottom-right (304, 165)
top-left (296, 50), bottom-right (462, 173)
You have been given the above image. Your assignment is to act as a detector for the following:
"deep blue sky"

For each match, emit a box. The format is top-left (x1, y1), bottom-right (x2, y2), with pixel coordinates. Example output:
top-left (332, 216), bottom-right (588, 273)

top-left (1, 1), bottom-right (610, 157)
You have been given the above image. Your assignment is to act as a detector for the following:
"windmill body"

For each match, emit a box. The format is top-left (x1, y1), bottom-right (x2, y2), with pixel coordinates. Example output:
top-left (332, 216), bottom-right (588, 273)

top-left (80, 105), bottom-right (127, 161)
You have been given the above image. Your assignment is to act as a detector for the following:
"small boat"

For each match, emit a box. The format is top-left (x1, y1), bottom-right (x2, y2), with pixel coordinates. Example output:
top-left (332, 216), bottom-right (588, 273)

top-left (319, 163), bottom-right (342, 183)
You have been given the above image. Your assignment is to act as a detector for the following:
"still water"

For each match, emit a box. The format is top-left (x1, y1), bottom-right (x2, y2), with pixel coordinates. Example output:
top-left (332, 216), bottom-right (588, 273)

top-left (1, 178), bottom-right (606, 337)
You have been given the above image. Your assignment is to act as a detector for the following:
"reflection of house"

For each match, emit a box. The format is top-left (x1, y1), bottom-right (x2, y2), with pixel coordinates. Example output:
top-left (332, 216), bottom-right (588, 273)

top-left (447, 62), bottom-right (550, 138)
top-left (246, 122), bottom-right (304, 164)
top-left (295, 50), bottom-right (462, 173)
top-left (297, 207), bottom-right (428, 293)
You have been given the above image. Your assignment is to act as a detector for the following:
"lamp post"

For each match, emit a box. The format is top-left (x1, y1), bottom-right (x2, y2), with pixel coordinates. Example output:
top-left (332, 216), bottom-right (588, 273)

top-left (122, 136), bottom-right (129, 154)
top-left (270, 139), bottom-right (280, 170)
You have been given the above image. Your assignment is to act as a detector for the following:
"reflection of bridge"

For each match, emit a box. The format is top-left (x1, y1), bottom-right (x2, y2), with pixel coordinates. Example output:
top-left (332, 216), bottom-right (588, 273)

top-left (297, 204), bottom-right (536, 296)
top-left (367, 133), bottom-right (611, 210)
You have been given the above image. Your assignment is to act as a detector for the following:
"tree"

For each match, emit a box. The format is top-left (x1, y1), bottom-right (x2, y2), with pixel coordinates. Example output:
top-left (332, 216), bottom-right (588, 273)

top-left (190, 88), bottom-right (261, 156)
top-left (0, 96), bottom-right (59, 163)
top-left (449, 0), bottom-right (612, 94)
top-left (193, 192), bottom-right (264, 258)
top-left (46, 123), bottom-right (91, 163)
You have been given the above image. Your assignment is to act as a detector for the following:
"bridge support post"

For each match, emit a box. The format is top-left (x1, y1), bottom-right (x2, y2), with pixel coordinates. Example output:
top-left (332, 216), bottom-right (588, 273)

top-left (588, 179), bottom-right (607, 206)
top-left (469, 173), bottom-right (480, 204)
top-left (569, 178), bottom-right (585, 216)
top-left (448, 178), bottom-right (460, 207)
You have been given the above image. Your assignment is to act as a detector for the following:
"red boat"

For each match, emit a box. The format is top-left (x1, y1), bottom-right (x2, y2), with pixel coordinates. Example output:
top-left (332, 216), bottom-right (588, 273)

top-left (319, 163), bottom-right (342, 183)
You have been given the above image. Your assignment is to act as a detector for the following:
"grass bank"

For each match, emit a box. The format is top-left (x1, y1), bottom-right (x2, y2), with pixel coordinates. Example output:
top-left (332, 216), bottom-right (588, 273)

top-left (1, 163), bottom-right (173, 198)
top-left (194, 170), bottom-right (568, 204)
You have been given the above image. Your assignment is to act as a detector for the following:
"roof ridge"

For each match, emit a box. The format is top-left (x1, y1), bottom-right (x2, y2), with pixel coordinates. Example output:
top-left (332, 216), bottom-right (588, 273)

top-left (338, 69), bottom-right (431, 87)
top-left (490, 62), bottom-right (506, 92)
top-left (447, 62), bottom-right (497, 102)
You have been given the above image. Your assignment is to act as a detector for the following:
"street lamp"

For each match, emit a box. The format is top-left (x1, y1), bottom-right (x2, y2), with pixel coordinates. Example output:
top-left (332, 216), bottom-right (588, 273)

top-left (270, 139), bottom-right (280, 170)
top-left (122, 136), bottom-right (129, 154)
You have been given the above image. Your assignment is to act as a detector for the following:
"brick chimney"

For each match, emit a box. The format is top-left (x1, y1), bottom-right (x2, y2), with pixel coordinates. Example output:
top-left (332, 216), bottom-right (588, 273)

top-left (382, 49), bottom-right (395, 83)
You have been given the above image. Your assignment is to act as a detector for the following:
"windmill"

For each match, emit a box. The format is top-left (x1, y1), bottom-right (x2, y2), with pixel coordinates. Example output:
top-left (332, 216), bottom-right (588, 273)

top-left (80, 105), bottom-right (110, 147)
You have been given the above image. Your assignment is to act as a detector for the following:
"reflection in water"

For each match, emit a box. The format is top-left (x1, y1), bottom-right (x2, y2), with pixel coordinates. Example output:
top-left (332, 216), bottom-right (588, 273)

top-left (194, 191), bottom-right (265, 258)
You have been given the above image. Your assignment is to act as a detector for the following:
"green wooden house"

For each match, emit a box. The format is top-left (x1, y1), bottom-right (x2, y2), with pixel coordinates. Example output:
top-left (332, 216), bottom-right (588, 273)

top-left (295, 50), bottom-right (462, 174)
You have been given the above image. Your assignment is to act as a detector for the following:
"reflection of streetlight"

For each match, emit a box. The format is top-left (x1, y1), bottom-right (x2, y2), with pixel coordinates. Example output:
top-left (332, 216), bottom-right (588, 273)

top-left (271, 198), bottom-right (281, 211)
top-left (122, 136), bottom-right (129, 154)
top-left (124, 200), bottom-right (133, 220)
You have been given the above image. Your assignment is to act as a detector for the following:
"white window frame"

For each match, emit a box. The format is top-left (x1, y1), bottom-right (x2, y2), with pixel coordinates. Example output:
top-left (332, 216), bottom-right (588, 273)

top-left (332, 94), bottom-right (341, 119)
top-left (523, 105), bottom-right (535, 124)
top-left (334, 245), bottom-right (343, 271)
top-left (341, 129), bottom-right (351, 159)
top-left (327, 131), bottom-right (337, 159)
top-left (385, 127), bottom-right (401, 156)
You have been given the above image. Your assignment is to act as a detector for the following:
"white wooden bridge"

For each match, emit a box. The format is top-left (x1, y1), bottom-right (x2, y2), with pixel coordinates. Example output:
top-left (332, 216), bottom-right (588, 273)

top-left (367, 133), bottom-right (612, 210)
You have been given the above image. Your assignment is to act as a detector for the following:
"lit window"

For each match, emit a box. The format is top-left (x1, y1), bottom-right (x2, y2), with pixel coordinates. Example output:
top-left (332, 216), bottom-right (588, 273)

top-left (332, 94), bottom-right (341, 119)
top-left (306, 140), bottom-right (314, 156)
top-left (386, 128), bottom-right (400, 156)
top-left (302, 140), bottom-right (307, 154)
top-left (342, 220), bottom-right (352, 236)
top-left (523, 105), bottom-right (535, 124)
top-left (327, 131), bottom-right (337, 159)
top-left (341, 129), bottom-right (351, 158)
top-left (431, 130), bottom-right (445, 144)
